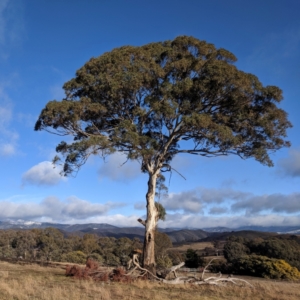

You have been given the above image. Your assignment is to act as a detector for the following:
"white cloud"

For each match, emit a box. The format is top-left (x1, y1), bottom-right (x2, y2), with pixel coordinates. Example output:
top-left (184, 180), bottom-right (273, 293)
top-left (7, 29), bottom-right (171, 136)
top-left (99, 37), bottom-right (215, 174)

top-left (161, 188), bottom-right (249, 213)
top-left (161, 191), bottom-right (203, 213)
top-left (160, 187), bottom-right (300, 216)
top-left (160, 213), bottom-right (300, 229)
top-left (231, 193), bottom-right (300, 215)
top-left (209, 207), bottom-right (228, 215)
top-left (98, 152), bottom-right (141, 181)
top-left (85, 214), bottom-right (140, 227)
top-left (0, 143), bottom-right (15, 156)
top-left (278, 148), bottom-right (300, 177)
top-left (22, 161), bottom-right (65, 186)
top-left (1, 191), bottom-right (300, 228)
top-left (0, 196), bottom-right (126, 222)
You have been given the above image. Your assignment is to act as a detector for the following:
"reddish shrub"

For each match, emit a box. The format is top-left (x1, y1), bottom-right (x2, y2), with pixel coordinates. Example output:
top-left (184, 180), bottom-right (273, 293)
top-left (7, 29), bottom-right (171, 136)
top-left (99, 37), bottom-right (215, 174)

top-left (86, 258), bottom-right (99, 270)
top-left (111, 267), bottom-right (132, 283)
top-left (66, 265), bottom-right (83, 278)
top-left (66, 264), bottom-right (135, 283)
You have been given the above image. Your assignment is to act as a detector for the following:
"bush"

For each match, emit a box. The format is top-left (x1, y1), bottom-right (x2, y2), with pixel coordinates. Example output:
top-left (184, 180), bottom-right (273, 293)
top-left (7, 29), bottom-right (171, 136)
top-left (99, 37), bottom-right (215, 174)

top-left (61, 251), bottom-right (86, 264)
top-left (185, 249), bottom-right (205, 268)
top-left (88, 253), bottom-right (104, 264)
top-left (209, 258), bottom-right (233, 274)
top-left (168, 251), bottom-right (183, 265)
top-left (223, 241), bottom-right (249, 263)
top-left (233, 255), bottom-right (300, 280)
top-left (156, 255), bottom-right (173, 268)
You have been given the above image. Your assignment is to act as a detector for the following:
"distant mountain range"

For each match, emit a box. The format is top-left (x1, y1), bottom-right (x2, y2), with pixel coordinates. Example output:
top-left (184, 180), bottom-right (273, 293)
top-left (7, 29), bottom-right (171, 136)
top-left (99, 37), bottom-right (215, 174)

top-left (1, 220), bottom-right (300, 243)
top-left (203, 225), bottom-right (300, 234)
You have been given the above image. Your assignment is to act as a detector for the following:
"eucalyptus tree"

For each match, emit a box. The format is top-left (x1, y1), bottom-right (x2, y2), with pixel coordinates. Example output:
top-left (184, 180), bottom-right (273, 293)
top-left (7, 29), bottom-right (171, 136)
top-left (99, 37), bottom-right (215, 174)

top-left (35, 36), bottom-right (291, 272)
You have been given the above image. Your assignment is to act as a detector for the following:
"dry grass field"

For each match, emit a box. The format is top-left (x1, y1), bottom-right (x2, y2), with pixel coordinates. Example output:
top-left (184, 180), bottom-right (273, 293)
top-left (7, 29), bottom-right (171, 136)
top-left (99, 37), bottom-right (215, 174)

top-left (170, 242), bottom-right (214, 252)
top-left (1, 261), bottom-right (300, 300)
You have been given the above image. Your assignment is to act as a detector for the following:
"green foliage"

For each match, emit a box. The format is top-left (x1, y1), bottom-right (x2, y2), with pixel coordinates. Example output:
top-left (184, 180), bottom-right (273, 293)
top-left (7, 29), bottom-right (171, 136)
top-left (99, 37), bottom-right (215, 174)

top-left (208, 258), bottom-right (232, 274)
top-left (154, 231), bottom-right (174, 270)
top-left (223, 240), bottom-right (250, 263)
top-left (168, 251), bottom-right (183, 265)
top-left (0, 229), bottom-right (143, 267)
top-left (87, 252), bottom-right (104, 263)
top-left (223, 235), bottom-right (300, 271)
top-left (155, 231), bottom-right (172, 261)
top-left (104, 252), bottom-right (120, 266)
top-left (113, 237), bottom-right (133, 265)
top-left (79, 234), bottom-right (100, 255)
top-left (35, 35), bottom-right (291, 176)
top-left (185, 248), bottom-right (205, 268)
top-left (61, 251), bottom-right (87, 264)
top-left (35, 35), bottom-right (291, 267)
top-left (233, 255), bottom-right (300, 280)
top-left (155, 174), bottom-right (168, 202)
top-left (155, 202), bottom-right (166, 221)
top-left (37, 228), bottom-right (65, 261)
top-left (222, 235), bottom-right (300, 279)
top-left (156, 255), bottom-right (173, 269)
top-left (256, 238), bottom-right (300, 270)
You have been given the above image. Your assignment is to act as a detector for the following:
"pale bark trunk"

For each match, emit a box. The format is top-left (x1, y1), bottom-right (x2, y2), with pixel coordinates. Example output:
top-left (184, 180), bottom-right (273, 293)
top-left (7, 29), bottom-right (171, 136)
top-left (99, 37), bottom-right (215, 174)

top-left (142, 171), bottom-right (158, 274)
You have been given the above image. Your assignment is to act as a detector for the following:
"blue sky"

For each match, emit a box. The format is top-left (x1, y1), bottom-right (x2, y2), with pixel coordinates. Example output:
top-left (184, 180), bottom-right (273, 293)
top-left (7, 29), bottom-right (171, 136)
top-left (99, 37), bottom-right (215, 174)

top-left (0, 0), bottom-right (299, 228)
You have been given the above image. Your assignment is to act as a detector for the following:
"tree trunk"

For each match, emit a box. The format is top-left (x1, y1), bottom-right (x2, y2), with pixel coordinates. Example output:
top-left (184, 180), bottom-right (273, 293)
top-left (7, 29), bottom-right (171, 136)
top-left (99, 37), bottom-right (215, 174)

top-left (142, 171), bottom-right (158, 275)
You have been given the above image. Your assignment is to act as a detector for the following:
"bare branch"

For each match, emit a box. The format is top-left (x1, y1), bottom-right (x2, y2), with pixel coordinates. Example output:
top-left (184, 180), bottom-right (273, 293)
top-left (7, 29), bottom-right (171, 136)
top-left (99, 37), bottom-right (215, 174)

top-left (137, 219), bottom-right (146, 226)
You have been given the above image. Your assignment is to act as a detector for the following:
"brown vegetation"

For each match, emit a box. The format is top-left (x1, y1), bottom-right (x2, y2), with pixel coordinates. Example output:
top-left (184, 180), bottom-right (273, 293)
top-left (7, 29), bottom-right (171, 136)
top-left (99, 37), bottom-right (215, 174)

top-left (170, 242), bottom-right (214, 252)
top-left (1, 260), bottom-right (300, 299)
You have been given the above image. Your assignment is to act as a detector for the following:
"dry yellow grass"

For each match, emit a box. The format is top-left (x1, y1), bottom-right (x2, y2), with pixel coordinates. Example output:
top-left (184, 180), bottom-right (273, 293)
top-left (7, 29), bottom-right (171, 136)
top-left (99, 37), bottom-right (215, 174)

top-left (1, 261), bottom-right (300, 300)
top-left (170, 242), bottom-right (214, 252)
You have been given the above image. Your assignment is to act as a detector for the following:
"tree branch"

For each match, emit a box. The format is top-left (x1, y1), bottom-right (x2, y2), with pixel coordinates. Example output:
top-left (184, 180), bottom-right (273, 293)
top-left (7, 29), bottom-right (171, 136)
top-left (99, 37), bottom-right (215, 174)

top-left (137, 218), bottom-right (146, 226)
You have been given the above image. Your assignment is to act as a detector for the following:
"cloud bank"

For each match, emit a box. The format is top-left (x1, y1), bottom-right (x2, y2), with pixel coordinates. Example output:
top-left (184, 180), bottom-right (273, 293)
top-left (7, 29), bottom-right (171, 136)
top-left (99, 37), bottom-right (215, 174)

top-left (0, 196), bottom-right (126, 222)
top-left (160, 213), bottom-right (300, 229)
top-left (1, 187), bottom-right (300, 228)
top-left (160, 187), bottom-right (300, 216)
top-left (22, 161), bottom-right (65, 186)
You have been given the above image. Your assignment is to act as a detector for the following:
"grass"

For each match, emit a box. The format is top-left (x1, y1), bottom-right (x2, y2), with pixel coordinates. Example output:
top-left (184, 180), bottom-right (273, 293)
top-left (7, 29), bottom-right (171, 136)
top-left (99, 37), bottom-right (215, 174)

top-left (170, 242), bottom-right (214, 252)
top-left (1, 261), bottom-right (300, 300)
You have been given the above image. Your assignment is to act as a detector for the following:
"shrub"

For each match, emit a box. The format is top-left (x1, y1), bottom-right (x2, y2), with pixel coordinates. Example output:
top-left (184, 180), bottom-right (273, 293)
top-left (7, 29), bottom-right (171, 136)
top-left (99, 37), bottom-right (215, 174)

top-left (87, 253), bottom-right (104, 264)
top-left (209, 258), bottom-right (233, 274)
top-left (110, 267), bottom-right (132, 283)
top-left (185, 249), bottom-right (205, 268)
top-left (156, 255), bottom-right (173, 268)
top-left (233, 255), bottom-right (300, 280)
top-left (168, 251), bottom-right (183, 265)
top-left (61, 251), bottom-right (86, 264)
top-left (223, 241), bottom-right (249, 263)
top-left (86, 258), bottom-right (99, 270)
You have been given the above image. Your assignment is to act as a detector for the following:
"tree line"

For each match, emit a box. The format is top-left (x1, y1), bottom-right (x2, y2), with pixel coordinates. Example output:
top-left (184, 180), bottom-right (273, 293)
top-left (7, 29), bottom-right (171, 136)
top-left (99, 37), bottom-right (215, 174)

top-left (0, 228), bottom-right (181, 268)
top-left (211, 235), bottom-right (300, 279)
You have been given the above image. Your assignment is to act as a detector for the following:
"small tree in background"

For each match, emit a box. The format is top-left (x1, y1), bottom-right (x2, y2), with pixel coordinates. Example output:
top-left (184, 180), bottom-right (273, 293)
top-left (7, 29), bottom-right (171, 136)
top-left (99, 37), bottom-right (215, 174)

top-left (35, 35), bottom-right (291, 273)
top-left (185, 248), bottom-right (205, 268)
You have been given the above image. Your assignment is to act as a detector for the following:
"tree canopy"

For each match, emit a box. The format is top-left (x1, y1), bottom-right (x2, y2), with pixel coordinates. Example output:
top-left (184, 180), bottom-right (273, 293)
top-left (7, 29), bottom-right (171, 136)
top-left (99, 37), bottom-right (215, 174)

top-left (35, 35), bottom-right (291, 269)
top-left (35, 35), bottom-right (291, 176)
